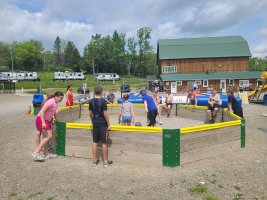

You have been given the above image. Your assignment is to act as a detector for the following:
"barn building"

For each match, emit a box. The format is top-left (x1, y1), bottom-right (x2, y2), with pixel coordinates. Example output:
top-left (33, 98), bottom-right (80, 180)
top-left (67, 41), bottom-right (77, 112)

top-left (157, 36), bottom-right (261, 93)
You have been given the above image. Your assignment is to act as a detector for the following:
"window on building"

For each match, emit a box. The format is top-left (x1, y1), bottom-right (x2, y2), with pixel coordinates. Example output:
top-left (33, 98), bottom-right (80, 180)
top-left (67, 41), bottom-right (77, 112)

top-left (162, 66), bottom-right (176, 73)
top-left (196, 80), bottom-right (202, 85)
top-left (239, 80), bottom-right (249, 87)
top-left (177, 81), bottom-right (182, 86)
top-left (229, 79), bottom-right (234, 85)
top-left (203, 80), bottom-right (208, 87)
top-left (257, 79), bottom-right (263, 86)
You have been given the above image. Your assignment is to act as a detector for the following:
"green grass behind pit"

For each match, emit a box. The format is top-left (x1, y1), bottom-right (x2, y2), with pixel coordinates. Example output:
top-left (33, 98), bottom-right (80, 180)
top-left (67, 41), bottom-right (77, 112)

top-left (15, 73), bottom-right (146, 93)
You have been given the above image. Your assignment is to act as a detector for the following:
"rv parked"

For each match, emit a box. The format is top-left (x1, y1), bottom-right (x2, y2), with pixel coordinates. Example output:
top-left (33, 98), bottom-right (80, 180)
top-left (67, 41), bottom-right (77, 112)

top-left (0, 72), bottom-right (40, 82)
top-left (53, 72), bottom-right (85, 81)
top-left (95, 73), bottom-right (120, 81)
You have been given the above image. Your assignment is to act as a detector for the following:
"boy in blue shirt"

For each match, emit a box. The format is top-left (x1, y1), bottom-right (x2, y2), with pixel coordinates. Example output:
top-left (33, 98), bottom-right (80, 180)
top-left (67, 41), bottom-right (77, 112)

top-left (140, 89), bottom-right (158, 127)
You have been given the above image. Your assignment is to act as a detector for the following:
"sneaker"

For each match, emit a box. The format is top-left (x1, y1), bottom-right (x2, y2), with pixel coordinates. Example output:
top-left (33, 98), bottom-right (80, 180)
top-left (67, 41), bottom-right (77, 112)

top-left (167, 114), bottom-right (170, 118)
top-left (209, 119), bottom-right (214, 124)
top-left (103, 160), bottom-right (113, 168)
top-left (32, 153), bottom-right (45, 162)
top-left (45, 154), bottom-right (58, 159)
top-left (158, 121), bottom-right (163, 125)
top-left (91, 160), bottom-right (99, 167)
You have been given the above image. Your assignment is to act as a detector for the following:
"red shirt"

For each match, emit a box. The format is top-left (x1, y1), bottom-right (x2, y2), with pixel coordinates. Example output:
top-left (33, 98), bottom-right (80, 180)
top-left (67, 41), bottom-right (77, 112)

top-left (66, 92), bottom-right (74, 106)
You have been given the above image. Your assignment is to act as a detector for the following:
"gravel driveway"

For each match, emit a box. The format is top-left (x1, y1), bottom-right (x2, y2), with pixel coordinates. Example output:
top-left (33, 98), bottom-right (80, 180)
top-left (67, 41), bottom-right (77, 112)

top-left (0, 94), bottom-right (266, 200)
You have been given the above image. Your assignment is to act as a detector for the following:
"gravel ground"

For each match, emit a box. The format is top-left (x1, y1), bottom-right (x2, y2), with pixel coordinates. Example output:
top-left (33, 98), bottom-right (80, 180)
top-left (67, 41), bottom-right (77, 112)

top-left (0, 93), bottom-right (267, 200)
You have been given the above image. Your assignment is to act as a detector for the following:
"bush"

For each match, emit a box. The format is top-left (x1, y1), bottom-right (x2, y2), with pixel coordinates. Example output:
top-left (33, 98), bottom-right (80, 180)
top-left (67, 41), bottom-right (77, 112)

top-left (48, 65), bottom-right (70, 72)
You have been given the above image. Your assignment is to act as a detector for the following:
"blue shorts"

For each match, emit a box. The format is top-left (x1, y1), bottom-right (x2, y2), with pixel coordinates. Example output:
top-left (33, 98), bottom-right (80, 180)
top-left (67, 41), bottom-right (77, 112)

top-left (122, 116), bottom-right (132, 122)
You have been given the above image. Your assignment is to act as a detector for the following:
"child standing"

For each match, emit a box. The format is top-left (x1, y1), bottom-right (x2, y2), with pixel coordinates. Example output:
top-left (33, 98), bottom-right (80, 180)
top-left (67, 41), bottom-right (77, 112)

top-left (89, 86), bottom-right (112, 167)
top-left (66, 85), bottom-right (74, 106)
top-left (118, 94), bottom-right (135, 126)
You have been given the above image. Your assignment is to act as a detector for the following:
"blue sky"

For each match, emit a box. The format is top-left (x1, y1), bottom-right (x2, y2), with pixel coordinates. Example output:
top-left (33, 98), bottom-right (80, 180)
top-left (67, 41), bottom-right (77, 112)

top-left (1, 0), bottom-right (267, 58)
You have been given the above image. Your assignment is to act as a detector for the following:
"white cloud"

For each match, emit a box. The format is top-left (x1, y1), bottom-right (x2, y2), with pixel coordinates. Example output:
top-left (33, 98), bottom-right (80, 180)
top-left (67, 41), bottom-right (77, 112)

top-left (0, 0), bottom-right (267, 57)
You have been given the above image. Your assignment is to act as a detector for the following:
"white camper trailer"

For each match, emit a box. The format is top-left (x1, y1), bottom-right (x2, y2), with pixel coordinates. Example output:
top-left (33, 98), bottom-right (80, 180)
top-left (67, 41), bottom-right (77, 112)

top-left (0, 72), bottom-right (39, 82)
top-left (53, 72), bottom-right (85, 81)
top-left (95, 73), bottom-right (120, 81)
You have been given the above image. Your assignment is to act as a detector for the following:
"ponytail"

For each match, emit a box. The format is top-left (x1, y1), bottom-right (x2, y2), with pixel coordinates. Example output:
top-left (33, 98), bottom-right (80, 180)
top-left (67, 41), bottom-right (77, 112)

top-left (41, 93), bottom-right (55, 106)
top-left (66, 85), bottom-right (72, 92)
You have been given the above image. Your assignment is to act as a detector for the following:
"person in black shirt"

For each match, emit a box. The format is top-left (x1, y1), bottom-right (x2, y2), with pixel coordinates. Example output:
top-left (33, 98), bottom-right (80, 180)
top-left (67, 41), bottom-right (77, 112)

top-left (227, 89), bottom-right (243, 118)
top-left (89, 85), bottom-right (112, 167)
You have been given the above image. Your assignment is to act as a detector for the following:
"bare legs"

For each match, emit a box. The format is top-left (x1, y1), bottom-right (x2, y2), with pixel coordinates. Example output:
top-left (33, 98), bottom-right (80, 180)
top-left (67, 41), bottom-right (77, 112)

top-left (207, 108), bottom-right (219, 123)
top-left (92, 142), bottom-right (108, 161)
top-left (33, 130), bottom-right (52, 155)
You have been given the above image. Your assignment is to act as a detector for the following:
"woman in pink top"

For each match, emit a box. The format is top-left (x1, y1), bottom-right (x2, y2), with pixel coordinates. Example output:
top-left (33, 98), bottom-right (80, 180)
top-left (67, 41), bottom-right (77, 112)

top-left (33, 91), bottom-right (64, 161)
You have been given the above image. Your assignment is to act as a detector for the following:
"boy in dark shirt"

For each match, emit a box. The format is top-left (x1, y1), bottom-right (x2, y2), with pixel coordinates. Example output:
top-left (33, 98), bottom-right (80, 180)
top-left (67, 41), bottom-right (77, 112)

top-left (89, 85), bottom-right (112, 167)
top-left (227, 89), bottom-right (243, 118)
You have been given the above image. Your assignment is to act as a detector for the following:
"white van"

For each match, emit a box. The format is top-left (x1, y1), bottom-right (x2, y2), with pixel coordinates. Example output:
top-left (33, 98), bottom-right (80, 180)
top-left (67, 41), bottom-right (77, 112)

top-left (96, 73), bottom-right (120, 81)
top-left (53, 72), bottom-right (85, 81)
top-left (0, 72), bottom-right (39, 81)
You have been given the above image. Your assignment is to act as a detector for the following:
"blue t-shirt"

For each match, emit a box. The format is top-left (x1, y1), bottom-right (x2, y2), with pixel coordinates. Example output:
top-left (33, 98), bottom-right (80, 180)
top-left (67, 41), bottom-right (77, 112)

top-left (89, 98), bottom-right (108, 126)
top-left (142, 95), bottom-right (157, 111)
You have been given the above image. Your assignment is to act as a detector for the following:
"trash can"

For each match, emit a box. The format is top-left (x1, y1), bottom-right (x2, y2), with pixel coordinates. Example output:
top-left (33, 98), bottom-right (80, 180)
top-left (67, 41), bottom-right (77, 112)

top-left (32, 93), bottom-right (44, 115)
top-left (264, 94), bottom-right (267, 106)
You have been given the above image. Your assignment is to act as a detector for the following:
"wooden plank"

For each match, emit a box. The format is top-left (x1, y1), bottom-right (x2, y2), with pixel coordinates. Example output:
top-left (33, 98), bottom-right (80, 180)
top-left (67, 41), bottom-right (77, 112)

top-left (181, 130), bottom-right (240, 153)
top-left (65, 145), bottom-right (162, 167)
top-left (181, 140), bottom-right (240, 164)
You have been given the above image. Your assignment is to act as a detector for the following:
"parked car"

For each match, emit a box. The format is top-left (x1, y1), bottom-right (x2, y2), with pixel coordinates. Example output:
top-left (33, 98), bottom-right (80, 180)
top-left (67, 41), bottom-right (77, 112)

top-left (121, 84), bottom-right (130, 93)
top-left (77, 87), bottom-right (90, 94)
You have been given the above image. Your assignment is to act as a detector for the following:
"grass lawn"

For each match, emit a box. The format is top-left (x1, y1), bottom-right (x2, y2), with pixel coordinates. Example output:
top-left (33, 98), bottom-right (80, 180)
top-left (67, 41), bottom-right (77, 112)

top-left (15, 72), bottom-right (147, 94)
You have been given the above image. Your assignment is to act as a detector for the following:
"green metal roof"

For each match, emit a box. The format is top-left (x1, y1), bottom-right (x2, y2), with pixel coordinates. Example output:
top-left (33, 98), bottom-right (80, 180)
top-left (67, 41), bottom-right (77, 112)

top-left (160, 71), bottom-right (262, 81)
top-left (158, 36), bottom-right (252, 60)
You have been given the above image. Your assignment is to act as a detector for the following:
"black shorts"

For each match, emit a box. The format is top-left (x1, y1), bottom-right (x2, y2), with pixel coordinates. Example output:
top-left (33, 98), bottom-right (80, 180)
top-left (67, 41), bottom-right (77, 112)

top-left (234, 108), bottom-right (244, 118)
top-left (208, 103), bottom-right (220, 112)
top-left (190, 99), bottom-right (195, 105)
top-left (92, 125), bottom-right (108, 143)
top-left (147, 109), bottom-right (158, 126)
top-left (166, 102), bottom-right (173, 108)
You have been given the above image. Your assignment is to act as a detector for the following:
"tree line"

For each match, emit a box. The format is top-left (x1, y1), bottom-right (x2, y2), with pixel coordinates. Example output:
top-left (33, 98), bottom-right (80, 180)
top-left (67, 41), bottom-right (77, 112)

top-left (0, 27), bottom-right (157, 77)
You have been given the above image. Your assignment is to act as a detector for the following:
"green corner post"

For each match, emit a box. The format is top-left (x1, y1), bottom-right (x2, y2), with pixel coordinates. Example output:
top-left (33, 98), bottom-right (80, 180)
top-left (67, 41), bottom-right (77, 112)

top-left (241, 119), bottom-right (246, 148)
top-left (56, 122), bottom-right (66, 156)
top-left (163, 129), bottom-right (180, 167)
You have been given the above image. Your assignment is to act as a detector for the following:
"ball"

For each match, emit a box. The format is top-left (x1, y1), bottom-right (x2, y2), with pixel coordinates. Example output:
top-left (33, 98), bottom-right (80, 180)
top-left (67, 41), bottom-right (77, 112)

top-left (135, 122), bottom-right (142, 126)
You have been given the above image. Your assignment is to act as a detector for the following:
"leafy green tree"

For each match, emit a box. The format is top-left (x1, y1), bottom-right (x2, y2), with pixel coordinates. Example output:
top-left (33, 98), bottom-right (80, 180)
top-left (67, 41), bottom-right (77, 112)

top-left (63, 41), bottom-right (81, 71)
top-left (137, 27), bottom-right (153, 77)
top-left (112, 30), bottom-right (126, 73)
top-left (13, 40), bottom-right (44, 71)
top-left (0, 42), bottom-right (10, 70)
top-left (126, 37), bottom-right (137, 76)
top-left (53, 36), bottom-right (62, 66)
top-left (83, 34), bottom-right (102, 74)
top-left (249, 57), bottom-right (267, 71)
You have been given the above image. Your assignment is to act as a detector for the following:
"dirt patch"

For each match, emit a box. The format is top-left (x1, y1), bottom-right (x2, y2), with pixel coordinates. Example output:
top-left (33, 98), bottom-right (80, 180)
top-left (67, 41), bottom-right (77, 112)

top-left (0, 94), bottom-right (266, 199)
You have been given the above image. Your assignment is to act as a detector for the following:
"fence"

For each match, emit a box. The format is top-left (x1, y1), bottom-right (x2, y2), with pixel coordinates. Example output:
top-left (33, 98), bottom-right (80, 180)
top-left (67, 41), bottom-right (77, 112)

top-left (50, 104), bottom-right (245, 167)
top-left (0, 82), bottom-right (16, 93)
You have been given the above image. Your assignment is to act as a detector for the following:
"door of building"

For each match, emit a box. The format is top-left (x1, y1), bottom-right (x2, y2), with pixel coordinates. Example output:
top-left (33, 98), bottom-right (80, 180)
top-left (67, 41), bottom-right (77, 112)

top-left (171, 82), bottom-right (177, 93)
top-left (220, 79), bottom-right (226, 93)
